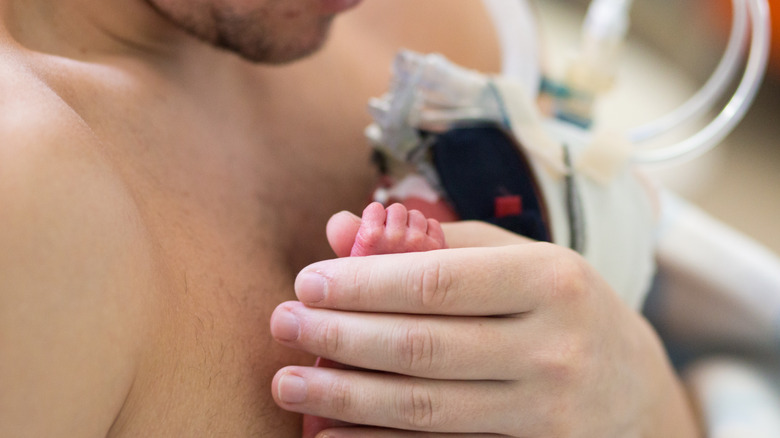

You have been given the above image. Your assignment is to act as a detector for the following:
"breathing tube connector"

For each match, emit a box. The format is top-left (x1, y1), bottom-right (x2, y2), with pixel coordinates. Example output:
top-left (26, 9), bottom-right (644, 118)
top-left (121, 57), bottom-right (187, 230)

top-left (567, 0), bottom-right (634, 95)
top-left (483, 0), bottom-right (771, 165)
top-left (543, 0), bottom-right (771, 165)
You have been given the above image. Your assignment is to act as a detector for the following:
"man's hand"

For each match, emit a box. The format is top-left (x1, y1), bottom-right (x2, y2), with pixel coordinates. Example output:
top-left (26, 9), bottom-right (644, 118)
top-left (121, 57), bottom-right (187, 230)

top-left (270, 243), bottom-right (701, 437)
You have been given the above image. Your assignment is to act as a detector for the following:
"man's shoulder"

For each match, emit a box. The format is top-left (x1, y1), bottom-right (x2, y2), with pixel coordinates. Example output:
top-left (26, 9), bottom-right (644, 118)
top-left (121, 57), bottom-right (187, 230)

top-left (1, 54), bottom-right (131, 228)
top-left (0, 53), bottom-right (159, 436)
top-left (0, 50), bottom-right (93, 144)
top-left (0, 52), bottom-right (153, 280)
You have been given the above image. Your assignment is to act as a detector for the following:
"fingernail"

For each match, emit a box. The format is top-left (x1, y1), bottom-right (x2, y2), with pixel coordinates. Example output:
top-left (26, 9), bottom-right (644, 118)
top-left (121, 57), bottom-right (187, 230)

top-left (296, 272), bottom-right (328, 304)
top-left (278, 374), bottom-right (308, 404)
top-left (272, 311), bottom-right (300, 342)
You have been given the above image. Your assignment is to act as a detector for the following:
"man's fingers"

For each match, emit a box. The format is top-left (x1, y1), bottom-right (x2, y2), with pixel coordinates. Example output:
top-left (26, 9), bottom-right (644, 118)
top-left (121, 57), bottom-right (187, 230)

top-left (271, 302), bottom-right (531, 380)
top-left (441, 221), bottom-right (533, 249)
top-left (272, 367), bottom-right (517, 435)
top-left (295, 243), bottom-right (575, 316)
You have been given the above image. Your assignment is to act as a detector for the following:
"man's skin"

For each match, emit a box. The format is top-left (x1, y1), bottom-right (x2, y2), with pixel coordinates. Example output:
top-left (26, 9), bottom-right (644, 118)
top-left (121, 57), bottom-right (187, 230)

top-left (0, 1), bottom-right (702, 437)
top-left (0, 0), bottom-right (501, 436)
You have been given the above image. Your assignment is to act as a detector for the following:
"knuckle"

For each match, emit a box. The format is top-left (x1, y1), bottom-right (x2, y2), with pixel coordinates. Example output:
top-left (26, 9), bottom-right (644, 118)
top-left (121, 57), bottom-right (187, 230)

top-left (536, 334), bottom-right (590, 385)
top-left (534, 403), bottom-right (576, 437)
top-left (409, 259), bottom-right (453, 310)
top-left (349, 266), bottom-right (372, 308)
top-left (327, 378), bottom-right (354, 415)
top-left (395, 322), bottom-right (438, 373)
top-left (397, 383), bottom-right (442, 430)
top-left (316, 317), bottom-right (343, 357)
top-left (550, 247), bottom-right (593, 302)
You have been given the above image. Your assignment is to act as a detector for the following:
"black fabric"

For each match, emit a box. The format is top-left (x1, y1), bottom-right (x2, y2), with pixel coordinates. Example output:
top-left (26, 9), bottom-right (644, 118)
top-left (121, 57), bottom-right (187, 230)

top-left (429, 125), bottom-right (551, 242)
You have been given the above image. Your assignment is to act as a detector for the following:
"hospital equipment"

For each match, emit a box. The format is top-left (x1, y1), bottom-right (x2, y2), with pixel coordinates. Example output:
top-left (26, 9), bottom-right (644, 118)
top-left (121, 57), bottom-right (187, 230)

top-left (485, 0), bottom-right (772, 165)
top-left (367, 1), bottom-right (778, 436)
top-left (490, 3), bottom-right (780, 436)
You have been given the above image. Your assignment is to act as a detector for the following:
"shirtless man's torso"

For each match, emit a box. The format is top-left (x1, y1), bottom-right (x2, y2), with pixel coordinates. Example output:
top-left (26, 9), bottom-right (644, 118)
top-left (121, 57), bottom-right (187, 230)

top-left (0, 1), bottom-right (500, 436)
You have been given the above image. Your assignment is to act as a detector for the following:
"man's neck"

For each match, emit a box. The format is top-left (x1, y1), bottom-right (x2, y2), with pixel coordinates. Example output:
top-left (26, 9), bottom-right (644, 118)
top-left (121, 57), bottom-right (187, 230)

top-left (1, 0), bottom-right (195, 61)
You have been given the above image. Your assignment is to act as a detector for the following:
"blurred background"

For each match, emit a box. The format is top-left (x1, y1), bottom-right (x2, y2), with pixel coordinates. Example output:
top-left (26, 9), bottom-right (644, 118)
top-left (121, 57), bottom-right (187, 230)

top-left (540, 0), bottom-right (780, 253)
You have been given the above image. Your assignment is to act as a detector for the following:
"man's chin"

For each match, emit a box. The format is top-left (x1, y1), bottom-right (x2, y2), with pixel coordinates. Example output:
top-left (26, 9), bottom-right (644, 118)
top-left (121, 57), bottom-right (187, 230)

top-left (216, 21), bottom-right (334, 65)
top-left (239, 38), bottom-right (330, 65)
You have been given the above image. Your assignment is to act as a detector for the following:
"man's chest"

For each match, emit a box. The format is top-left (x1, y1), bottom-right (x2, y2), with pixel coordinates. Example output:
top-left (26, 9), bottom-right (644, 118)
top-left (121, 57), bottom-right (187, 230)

top-left (106, 163), bottom-right (334, 436)
top-left (100, 75), bottom-right (378, 437)
top-left (108, 233), bottom-right (314, 437)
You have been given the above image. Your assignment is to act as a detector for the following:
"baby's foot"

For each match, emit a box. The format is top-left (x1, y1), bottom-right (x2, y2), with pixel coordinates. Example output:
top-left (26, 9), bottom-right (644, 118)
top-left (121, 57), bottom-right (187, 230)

top-left (326, 202), bottom-right (447, 258)
top-left (310, 202), bottom-right (446, 438)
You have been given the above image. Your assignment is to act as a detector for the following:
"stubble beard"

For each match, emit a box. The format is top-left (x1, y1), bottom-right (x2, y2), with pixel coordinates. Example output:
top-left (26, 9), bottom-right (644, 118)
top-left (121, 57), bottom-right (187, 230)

top-left (211, 11), bottom-right (335, 64)
top-left (144, 0), bottom-right (336, 64)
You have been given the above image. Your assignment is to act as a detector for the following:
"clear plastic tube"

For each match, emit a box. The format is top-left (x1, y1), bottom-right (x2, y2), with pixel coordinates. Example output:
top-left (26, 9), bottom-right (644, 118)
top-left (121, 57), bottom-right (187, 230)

top-left (630, 0), bottom-right (749, 144)
top-left (565, 0), bottom-right (634, 95)
top-left (583, 0), bottom-right (633, 40)
top-left (489, 0), bottom-right (770, 164)
top-left (482, 0), bottom-right (541, 97)
top-left (634, 0), bottom-right (771, 164)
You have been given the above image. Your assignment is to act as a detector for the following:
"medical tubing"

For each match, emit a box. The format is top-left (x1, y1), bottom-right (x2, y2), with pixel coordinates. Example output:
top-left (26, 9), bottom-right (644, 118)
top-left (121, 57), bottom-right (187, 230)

top-left (634, 0), bottom-right (771, 164)
top-left (584, 0), bottom-right (633, 40)
top-left (482, 0), bottom-right (541, 97)
top-left (630, 0), bottom-right (749, 144)
top-left (565, 0), bottom-right (634, 95)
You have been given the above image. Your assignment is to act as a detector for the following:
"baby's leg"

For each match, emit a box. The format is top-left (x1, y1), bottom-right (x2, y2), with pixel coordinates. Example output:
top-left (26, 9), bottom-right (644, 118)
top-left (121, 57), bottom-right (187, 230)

top-left (327, 202), bottom-right (447, 258)
top-left (308, 203), bottom-right (446, 437)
